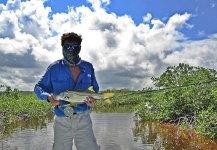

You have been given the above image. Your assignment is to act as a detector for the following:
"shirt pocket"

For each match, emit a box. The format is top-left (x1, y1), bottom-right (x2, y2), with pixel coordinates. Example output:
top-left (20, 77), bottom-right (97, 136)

top-left (52, 76), bottom-right (71, 93)
top-left (77, 77), bottom-right (92, 90)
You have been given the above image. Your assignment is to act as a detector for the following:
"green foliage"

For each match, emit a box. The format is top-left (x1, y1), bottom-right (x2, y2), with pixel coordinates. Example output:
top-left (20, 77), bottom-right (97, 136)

top-left (135, 63), bottom-right (217, 138)
top-left (152, 63), bottom-right (217, 88)
top-left (195, 106), bottom-right (217, 138)
top-left (0, 85), bottom-right (53, 133)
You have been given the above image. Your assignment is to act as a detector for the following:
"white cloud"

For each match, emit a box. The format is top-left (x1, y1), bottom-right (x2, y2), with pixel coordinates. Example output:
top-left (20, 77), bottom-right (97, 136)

top-left (143, 13), bottom-right (152, 23)
top-left (197, 30), bottom-right (206, 36)
top-left (87, 0), bottom-right (110, 11)
top-left (166, 13), bottom-right (191, 31)
top-left (0, 0), bottom-right (217, 91)
top-left (163, 34), bottom-right (217, 68)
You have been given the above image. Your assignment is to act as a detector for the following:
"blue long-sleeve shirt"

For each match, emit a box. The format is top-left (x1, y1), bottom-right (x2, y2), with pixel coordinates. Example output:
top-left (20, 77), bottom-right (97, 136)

top-left (34, 59), bottom-right (99, 117)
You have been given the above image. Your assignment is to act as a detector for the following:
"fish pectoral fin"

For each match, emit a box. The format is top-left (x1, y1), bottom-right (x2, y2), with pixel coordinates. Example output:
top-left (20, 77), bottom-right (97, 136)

top-left (70, 102), bottom-right (78, 107)
top-left (103, 99), bottom-right (112, 105)
top-left (103, 93), bottom-right (114, 99)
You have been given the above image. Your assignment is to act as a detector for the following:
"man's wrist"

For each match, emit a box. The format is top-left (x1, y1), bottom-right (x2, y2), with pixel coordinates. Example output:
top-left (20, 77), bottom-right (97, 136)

top-left (47, 95), bottom-right (54, 103)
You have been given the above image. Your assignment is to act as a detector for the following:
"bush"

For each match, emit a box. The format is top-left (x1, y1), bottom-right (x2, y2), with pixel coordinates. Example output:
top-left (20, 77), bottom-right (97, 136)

top-left (135, 63), bottom-right (217, 138)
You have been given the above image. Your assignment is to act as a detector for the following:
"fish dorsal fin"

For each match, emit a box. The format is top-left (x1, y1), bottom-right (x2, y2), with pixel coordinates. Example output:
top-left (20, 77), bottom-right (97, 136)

top-left (88, 86), bottom-right (94, 92)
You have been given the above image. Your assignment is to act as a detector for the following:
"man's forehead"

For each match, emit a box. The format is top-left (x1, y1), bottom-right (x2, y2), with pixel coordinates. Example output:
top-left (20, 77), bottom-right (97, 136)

top-left (64, 40), bottom-right (78, 45)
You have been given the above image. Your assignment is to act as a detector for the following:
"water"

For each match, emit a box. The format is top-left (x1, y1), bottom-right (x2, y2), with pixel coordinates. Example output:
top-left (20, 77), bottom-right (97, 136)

top-left (0, 112), bottom-right (217, 150)
top-left (0, 121), bottom-right (54, 150)
top-left (91, 112), bottom-right (153, 150)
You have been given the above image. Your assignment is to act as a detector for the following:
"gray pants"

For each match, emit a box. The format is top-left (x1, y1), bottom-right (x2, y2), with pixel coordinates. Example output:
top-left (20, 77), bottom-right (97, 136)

top-left (53, 112), bottom-right (100, 150)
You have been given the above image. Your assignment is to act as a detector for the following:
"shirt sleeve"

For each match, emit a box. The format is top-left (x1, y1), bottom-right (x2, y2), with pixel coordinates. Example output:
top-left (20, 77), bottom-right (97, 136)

top-left (34, 65), bottom-right (53, 101)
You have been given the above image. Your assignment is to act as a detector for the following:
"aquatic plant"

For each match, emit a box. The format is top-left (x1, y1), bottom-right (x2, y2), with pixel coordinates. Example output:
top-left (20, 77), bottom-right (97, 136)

top-left (0, 85), bottom-right (53, 134)
top-left (134, 63), bottom-right (217, 139)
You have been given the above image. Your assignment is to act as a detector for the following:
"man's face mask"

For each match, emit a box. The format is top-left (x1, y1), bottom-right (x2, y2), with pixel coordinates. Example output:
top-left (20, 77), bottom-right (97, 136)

top-left (62, 44), bottom-right (81, 66)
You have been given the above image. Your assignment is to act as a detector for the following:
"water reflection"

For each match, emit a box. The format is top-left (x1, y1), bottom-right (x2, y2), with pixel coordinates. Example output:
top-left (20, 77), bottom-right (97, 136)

top-left (0, 108), bottom-right (217, 150)
top-left (0, 112), bottom-right (152, 150)
top-left (0, 117), bottom-right (54, 150)
top-left (91, 112), bottom-right (151, 150)
top-left (133, 121), bottom-right (217, 150)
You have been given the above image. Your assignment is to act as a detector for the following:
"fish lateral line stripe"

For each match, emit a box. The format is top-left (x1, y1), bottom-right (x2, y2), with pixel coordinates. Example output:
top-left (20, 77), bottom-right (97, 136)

top-left (71, 92), bottom-right (91, 96)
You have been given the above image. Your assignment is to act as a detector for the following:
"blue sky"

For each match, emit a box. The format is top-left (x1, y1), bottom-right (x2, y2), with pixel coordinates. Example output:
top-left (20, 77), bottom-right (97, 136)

top-left (43, 0), bottom-right (217, 39)
top-left (0, 0), bottom-right (217, 91)
top-left (110, 0), bottom-right (217, 38)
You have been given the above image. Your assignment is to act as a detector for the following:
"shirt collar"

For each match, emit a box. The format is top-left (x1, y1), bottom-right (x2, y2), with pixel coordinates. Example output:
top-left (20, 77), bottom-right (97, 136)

top-left (63, 58), bottom-right (81, 66)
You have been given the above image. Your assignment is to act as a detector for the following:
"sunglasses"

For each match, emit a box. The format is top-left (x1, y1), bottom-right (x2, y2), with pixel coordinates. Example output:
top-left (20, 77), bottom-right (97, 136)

top-left (63, 44), bottom-right (81, 51)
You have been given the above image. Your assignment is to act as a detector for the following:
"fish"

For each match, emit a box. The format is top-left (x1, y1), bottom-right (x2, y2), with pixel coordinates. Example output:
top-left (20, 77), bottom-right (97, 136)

top-left (54, 86), bottom-right (114, 107)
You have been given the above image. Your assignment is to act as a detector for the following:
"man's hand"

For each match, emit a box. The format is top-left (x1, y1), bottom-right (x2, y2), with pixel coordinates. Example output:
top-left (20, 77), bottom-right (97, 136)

top-left (84, 96), bottom-right (96, 107)
top-left (48, 95), bottom-right (60, 106)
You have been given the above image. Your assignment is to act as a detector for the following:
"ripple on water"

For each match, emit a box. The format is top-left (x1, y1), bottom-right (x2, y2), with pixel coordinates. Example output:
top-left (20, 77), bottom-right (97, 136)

top-left (0, 112), bottom-right (217, 150)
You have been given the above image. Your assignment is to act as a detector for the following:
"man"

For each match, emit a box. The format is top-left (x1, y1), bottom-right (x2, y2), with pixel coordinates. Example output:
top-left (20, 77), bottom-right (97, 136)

top-left (34, 32), bottom-right (100, 150)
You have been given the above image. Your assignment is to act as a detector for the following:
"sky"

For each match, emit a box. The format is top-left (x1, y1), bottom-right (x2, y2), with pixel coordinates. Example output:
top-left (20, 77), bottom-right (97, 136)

top-left (0, 0), bottom-right (217, 91)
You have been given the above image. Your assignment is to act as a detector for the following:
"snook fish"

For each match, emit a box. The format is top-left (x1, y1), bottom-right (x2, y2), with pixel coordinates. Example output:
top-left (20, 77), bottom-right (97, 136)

top-left (54, 87), bottom-right (114, 106)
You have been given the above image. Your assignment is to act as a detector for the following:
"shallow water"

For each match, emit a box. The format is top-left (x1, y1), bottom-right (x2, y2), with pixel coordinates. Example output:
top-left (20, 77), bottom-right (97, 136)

top-left (0, 111), bottom-right (217, 150)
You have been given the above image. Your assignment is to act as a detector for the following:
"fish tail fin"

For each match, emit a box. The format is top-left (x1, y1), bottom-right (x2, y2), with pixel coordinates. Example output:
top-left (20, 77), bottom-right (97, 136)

top-left (102, 93), bottom-right (114, 105)
top-left (103, 99), bottom-right (112, 105)
top-left (103, 93), bottom-right (114, 99)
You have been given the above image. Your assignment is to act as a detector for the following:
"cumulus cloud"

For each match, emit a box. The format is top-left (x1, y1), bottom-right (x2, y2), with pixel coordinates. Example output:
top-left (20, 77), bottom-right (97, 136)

top-left (143, 13), bottom-right (152, 23)
top-left (163, 34), bottom-right (217, 68)
top-left (87, 0), bottom-right (110, 11)
top-left (0, 0), bottom-right (217, 91)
